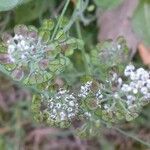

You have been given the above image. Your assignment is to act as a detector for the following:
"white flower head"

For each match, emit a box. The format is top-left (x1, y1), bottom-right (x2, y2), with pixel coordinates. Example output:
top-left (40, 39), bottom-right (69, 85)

top-left (124, 64), bottom-right (135, 76)
top-left (141, 87), bottom-right (148, 95)
top-left (95, 89), bottom-right (103, 99)
top-left (78, 81), bottom-right (92, 98)
top-left (121, 84), bottom-right (132, 92)
top-left (45, 89), bottom-right (79, 123)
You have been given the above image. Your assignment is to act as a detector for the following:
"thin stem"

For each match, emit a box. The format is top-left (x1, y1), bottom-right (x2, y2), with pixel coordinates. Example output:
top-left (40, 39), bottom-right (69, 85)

top-left (0, 12), bottom-right (10, 34)
top-left (99, 118), bottom-right (150, 147)
top-left (75, 20), bottom-right (90, 75)
top-left (64, 11), bottom-right (76, 33)
top-left (114, 127), bottom-right (150, 147)
top-left (50, 0), bottom-right (70, 41)
top-left (118, 97), bottom-right (129, 113)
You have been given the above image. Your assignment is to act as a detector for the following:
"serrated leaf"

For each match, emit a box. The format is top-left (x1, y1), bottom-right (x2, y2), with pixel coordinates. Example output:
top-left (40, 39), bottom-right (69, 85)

top-left (55, 30), bottom-right (67, 42)
top-left (39, 19), bottom-right (55, 41)
top-left (125, 112), bottom-right (139, 121)
top-left (0, 44), bottom-right (7, 53)
top-left (23, 70), bottom-right (53, 85)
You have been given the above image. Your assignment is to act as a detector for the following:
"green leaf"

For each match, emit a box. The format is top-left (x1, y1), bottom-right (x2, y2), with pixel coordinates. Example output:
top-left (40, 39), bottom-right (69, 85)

top-left (41, 19), bottom-right (55, 31)
top-left (126, 112), bottom-right (139, 121)
top-left (0, 44), bottom-right (7, 53)
top-left (94, 0), bottom-right (123, 10)
top-left (0, 0), bottom-right (20, 11)
top-left (24, 70), bottom-right (53, 85)
top-left (31, 95), bottom-right (43, 122)
top-left (20, 0), bottom-right (32, 4)
top-left (98, 37), bottom-right (129, 67)
top-left (14, 0), bottom-right (49, 23)
top-left (132, 0), bottom-right (150, 46)
top-left (39, 19), bottom-right (55, 41)
top-left (0, 0), bottom-right (32, 11)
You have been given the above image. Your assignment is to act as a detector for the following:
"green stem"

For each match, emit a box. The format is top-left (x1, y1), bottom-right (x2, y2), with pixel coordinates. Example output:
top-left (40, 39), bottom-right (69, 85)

top-left (75, 20), bottom-right (90, 75)
top-left (99, 118), bottom-right (150, 147)
top-left (118, 98), bottom-right (128, 111)
top-left (51, 0), bottom-right (70, 41)
top-left (114, 127), bottom-right (150, 147)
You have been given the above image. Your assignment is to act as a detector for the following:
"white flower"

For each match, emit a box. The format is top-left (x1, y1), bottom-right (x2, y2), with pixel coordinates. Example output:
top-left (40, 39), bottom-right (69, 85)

top-left (132, 88), bottom-right (138, 94)
top-left (69, 101), bottom-right (75, 107)
top-left (130, 72), bottom-right (139, 80)
top-left (114, 93), bottom-right (119, 99)
top-left (78, 81), bottom-right (92, 98)
top-left (141, 87), bottom-right (148, 95)
top-left (104, 104), bottom-right (109, 110)
top-left (136, 80), bottom-right (145, 88)
top-left (5, 28), bottom-right (48, 67)
top-left (8, 45), bottom-right (15, 53)
top-left (67, 107), bottom-right (73, 112)
top-left (56, 103), bottom-right (61, 109)
top-left (95, 89), bottom-right (103, 99)
top-left (136, 68), bottom-right (149, 81)
top-left (117, 44), bottom-right (121, 49)
top-left (60, 112), bottom-right (66, 121)
top-left (117, 77), bottom-right (122, 86)
top-left (124, 64), bottom-right (135, 76)
top-left (58, 89), bottom-right (68, 95)
top-left (111, 73), bottom-right (118, 81)
top-left (84, 112), bottom-right (92, 118)
top-left (127, 95), bottom-right (135, 101)
top-left (121, 84), bottom-right (132, 92)
top-left (45, 89), bottom-right (79, 122)
top-left (144, 93), bottom-right (150, 99)
top-left (146, 79), bottom-right (150, 89)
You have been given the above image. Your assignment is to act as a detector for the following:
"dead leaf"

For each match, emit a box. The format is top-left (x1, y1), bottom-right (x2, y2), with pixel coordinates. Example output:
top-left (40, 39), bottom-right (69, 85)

top-left (138, 43), bottom-right (150, 65)
top-left (97, 0), bottom-right (139, 56)
top-left (71, 0), bottom-right (76, 6)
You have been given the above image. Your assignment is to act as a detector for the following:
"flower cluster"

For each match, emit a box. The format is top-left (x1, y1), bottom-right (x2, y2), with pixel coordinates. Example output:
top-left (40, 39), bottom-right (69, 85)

top-left (32, 64), bottom-right (149, 130)
top-left (0, 20), bottom-right (83, 86)
top-left (5, 26), bottom-right (48, 66)
top-left (42, 89), bottom-right (79, 128)
top-left (77, 64), bottom-right (150, 122)
top-left (78, 81), bottom-right (92, 98)
top-left (0, 25), bottom-right (58, 84)
top-left (97, 37), bottom-right (128, 67)
top-left (122, 64), bottom-right (150, 106)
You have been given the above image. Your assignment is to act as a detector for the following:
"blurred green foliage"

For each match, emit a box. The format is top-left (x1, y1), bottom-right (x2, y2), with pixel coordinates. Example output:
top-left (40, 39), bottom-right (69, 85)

top-left (94, 0), bottom-right (123, 10)
top-left (15, 0), bottom-right (50, 23)
top-left (0, 0), bottom-right (32, 11)
top-left (132, 0), bottom-right (150, 47)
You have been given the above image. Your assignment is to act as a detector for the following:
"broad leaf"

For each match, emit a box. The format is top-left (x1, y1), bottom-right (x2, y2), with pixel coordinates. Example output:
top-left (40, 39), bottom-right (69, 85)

top-left (0, 0), bottom-right (32, 11)
top-left (132, 0), bottom-right (150, 46)
top-left (14, 0), bottom-right (49, 23)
